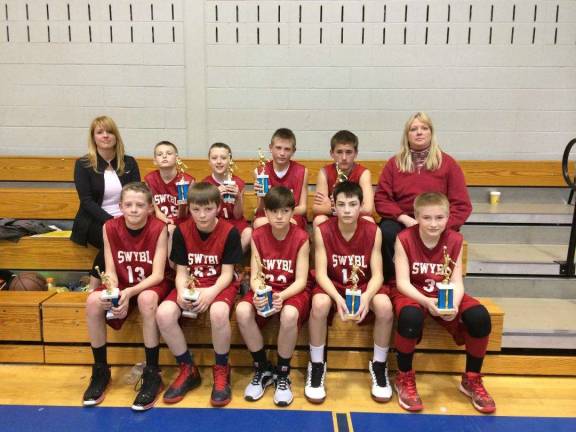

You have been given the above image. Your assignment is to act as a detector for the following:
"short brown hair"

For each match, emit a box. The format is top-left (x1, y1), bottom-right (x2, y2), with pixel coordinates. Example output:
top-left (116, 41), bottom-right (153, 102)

top-left (120, 182), bottom-right (153, 204)
top-left (263, 186), bottom-right (295, 210)
top-left (188, 182), bottom-right (221, 206)
top-left (154, 141), bottom-right (179, 154)
top-left (271, 128), bottom-right (296, 150)
top-left (208, 142), bottom-right (233, 158)
top-left (330, 130), bottom-right (358, 151)
top-left (414, 192), bottom-right (449, 215)
top-left (333, 181), bottom-right (363, 204)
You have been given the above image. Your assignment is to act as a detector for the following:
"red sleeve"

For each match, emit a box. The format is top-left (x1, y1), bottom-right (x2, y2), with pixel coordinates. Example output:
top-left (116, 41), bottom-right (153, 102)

top-left (374, 159), bottom-right (404, 220)
top-left (444, 155), bottom-right (472, 230)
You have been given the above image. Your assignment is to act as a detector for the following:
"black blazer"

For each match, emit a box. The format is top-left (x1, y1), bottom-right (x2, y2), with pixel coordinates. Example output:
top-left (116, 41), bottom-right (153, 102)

top-left (71, 153), bottom-right (140, 246)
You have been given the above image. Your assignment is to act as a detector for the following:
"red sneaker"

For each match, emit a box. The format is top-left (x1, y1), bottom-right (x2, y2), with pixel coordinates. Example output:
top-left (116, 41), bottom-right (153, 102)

top-left (163, 363), bottom-right (202, 404)
top-left (460, 372), bottom-right (496, 414)
top-left (211, 364), bottom-right (232, 407)
top-left (394, 370), bottom-right (423, 412)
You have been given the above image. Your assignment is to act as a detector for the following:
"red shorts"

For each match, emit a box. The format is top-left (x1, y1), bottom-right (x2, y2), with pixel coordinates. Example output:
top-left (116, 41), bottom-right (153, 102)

top-left (163, 281), bottom-right (239, 310)
top-left (95, 280), bottom-right (172, 330)
top-left (389, 288), bottom-right (481, 345)
top-left (238, 288), bottom-right (311, 329)
top-left (228, 217), bottom-right (250, 235)
top-left (311, 283), bottom-right (391, 326)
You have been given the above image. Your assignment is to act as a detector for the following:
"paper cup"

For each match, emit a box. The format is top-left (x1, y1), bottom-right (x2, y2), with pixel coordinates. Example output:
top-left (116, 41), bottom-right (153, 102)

top-left (489, 191), bottom-right (501, 205)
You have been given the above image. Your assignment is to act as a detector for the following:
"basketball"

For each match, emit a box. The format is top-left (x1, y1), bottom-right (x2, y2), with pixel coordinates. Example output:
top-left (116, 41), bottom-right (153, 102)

top-left (9, 272), bottom-right (47, 292)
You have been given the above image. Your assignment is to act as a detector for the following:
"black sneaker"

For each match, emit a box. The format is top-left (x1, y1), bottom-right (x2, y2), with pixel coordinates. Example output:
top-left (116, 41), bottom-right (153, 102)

top-left (163, 363), bottom-right (202, 404)
top-left (83, 363), bottom-right (111, 406)
top-left (131, 366), bottom-right (164, 411)
top-left (369, 361), bottom-right (392, 402)
top-left (211, 364), bottom-right (232, 407)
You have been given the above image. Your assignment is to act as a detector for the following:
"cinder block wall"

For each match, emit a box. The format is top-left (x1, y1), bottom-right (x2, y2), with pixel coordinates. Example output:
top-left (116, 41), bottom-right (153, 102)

top-left (1, 0), bottom-right (575, 160)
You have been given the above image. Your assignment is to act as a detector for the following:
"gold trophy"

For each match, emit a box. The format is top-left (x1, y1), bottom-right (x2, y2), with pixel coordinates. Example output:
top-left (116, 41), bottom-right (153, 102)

top-left (436, 246), bottom-right (456, 314)
top-left (335, 162), bottom-right (349, 184)
top-left (254, 255), bottom-right (275, 317)
top-left (345, 262), bottom-right (364, 320)
top-left (255, 147), bottom-right (269, 197)
top-left (175, 156), bottom-right (190, 205)
top-left (96, 266), bottom-right (119, 320)
top-left (223, 158), bottom-right (237, 204)
top-left (182, 272), bottom-right (200, 319)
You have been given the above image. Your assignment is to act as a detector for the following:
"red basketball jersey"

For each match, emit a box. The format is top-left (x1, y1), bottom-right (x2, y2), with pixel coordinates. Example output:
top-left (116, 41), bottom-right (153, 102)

top-left (144, 170), bottom-right (195, 224)
top-left (104, 216), bottom-right (166, 289)
top-left (202, 174), bottom-right (248, 222)
top-left (398, 225), bottom-right (463, 298)
top-left (324, 163), bottom-right (367, 196)
top-left (319, 217), bottom-right (376, 292)
top-left (253, 223), bottom-right (308, 291)
top-left (264, 160), bottom-right (306, 205)
top-left (179, 218), bottom-right (234, 287)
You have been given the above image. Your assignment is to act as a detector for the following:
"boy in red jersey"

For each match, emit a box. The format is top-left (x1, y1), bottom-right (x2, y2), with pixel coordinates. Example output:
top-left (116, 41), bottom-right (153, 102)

top-left (253, 128), bottom-right (309, 230)
top-left (156, 182), bottom-right (242, 407)
top-left (144, 141), bottom-right (195, 228)
top-left (235, 186), bottom-right (310, 407)
top-left (82, 182), bottom-right (170, 411)
top-left (305, 182), bottom-right (393, 404)
top-left (313, 130), bottom-right (374, 227)
top-left (202, 142), bottom-right (252, 253)
top-left (392, 192), bottom-right (495, 413)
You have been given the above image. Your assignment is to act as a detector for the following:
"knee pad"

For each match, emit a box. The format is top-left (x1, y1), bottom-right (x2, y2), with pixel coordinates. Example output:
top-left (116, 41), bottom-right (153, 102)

top-left (462, 305), bottom-right (492, 338)
top-left (397, 306), bottom-right (425, 340)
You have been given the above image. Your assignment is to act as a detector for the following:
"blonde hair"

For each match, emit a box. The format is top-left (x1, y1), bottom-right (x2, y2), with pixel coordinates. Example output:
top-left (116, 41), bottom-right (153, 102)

top-left (86, 116), bottom-right (126, 175)
top-left (396, 112), bottom-right (442, 173)
top-left (414, 192), bottom-right (450, 216)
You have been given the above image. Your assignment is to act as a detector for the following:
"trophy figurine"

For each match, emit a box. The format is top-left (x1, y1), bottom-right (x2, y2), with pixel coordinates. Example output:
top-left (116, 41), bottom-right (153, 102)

top-left (223, 158), bottom-right (237, 204)
top-left (436, 246), bottom-right (457, 314)
top-left (345, 262), bottom-right (364, 320)
top-left (182, 273), bottom-right (200, 319)
top-left (335, 162), bottom-right (349, 184)
top-left (254, 255), bottom-right (275, 317)
top-left (96, 266), bottom-right (119, 320)
top-left (255, 147), bottom-right (269, 197)
top-left (175, 157), bottom-right (190, 205)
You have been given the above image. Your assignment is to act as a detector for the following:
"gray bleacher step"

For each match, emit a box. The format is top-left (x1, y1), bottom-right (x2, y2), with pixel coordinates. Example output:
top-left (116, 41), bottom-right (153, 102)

top-left (467, 243), bottom-right (569, 275)
top-left (468, 203), bottom-right (573, 224)
top-left (462, 225), bottom-right (570, 244)
top-left (468, 187), bottom-right (570, 204)
top-left (493, 298), bottom-right (576, 350)
top-left (464, 276), bottom-right (576, 299)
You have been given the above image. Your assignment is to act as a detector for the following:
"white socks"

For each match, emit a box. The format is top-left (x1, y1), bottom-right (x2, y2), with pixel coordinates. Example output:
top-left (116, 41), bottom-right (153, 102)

top-left (373, 343), bottom-right (389, 363)
top-left (310, 344), bottom-right (325, 363)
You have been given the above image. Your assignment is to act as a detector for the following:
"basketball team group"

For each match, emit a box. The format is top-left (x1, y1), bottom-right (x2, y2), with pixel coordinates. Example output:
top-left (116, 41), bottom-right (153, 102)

top-left (72, 112), bottom-right (495, 414)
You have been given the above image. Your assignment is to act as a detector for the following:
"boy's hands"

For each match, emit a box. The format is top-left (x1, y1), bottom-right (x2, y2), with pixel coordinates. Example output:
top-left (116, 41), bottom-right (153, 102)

top-left (191, 287), bottom-right (218, 314)
top-left (335, 295), bottom-right (350, 321)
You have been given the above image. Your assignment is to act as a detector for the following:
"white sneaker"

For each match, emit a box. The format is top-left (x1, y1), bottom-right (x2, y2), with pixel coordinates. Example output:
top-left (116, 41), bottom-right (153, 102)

top-left (304, 362), bottom-right (327, 403)
top-left (273, 374), bottom-right (293, 407)
top-left (244, 366), bottom-right (274, 401)
top-left (369, 361), bottom-right (392, 402)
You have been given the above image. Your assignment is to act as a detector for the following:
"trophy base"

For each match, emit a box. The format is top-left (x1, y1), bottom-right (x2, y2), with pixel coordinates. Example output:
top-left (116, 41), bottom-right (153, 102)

top-left (101, 288), bottom-right (119, 321)
top-left (437, 308), bottom-right (457, 315)
top-left (345, 313), bottom-right (360, 321)
top-left (105, 311), bottom-right (116, 320)
top-left (182, 310), bottom-right (198, 319)
top-left (257, 308), bottom-right (276, 318)
top-left (183, 290), bottom-right (199, 302)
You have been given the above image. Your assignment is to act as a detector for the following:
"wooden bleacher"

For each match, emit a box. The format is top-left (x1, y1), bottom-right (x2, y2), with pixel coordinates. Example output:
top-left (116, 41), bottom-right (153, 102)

top-left (0, 156), bottom-right (569, 375)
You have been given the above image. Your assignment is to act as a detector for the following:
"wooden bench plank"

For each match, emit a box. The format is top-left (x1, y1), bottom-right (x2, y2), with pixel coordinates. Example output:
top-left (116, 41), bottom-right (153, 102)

top-left (0, 237), bottom-right (97, 270)
top-left (0, 291), bottom-right (55, 341)
top-left (0, 345), bottom-right (45, 363)
top-left (0, 157), bottom-right (566, 187)
top-left (42, 293), bottom-right (500, 351)
top-left (0, 188), bottom-right (79, 219)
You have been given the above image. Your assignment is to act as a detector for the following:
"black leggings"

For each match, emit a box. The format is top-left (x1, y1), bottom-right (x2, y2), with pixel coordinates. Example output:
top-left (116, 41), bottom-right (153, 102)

top-left (379, 219), bottom-right (403, 282)
top-left (86, 222), bottom-right (105, 279)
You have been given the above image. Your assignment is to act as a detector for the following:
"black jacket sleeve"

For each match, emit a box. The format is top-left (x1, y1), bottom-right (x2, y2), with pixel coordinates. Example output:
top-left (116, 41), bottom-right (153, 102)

top-left (73, 158), bottom-right (113, 224)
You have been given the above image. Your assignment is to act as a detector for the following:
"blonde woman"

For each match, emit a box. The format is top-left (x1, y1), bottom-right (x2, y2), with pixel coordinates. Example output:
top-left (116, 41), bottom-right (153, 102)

top-left (71, 116), bottom-right (141, 291)
top-left (374, 112), bottom-right (472, 281)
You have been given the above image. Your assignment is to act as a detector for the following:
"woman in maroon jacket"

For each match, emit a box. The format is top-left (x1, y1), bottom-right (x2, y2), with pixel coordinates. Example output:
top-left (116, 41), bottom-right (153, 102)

top-left (374, 112), bottom-right (472, 281)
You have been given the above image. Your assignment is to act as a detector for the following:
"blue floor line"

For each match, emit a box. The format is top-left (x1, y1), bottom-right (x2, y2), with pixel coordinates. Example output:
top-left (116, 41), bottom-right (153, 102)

top-left (0, 405), bottom-right (334, 432)
top-left (350, 412), bottom-right (576, 432)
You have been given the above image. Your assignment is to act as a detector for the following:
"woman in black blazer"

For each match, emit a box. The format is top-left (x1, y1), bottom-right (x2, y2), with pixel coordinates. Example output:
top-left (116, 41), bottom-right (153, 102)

top-left (71, 116), bottom-right (140, 290)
